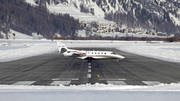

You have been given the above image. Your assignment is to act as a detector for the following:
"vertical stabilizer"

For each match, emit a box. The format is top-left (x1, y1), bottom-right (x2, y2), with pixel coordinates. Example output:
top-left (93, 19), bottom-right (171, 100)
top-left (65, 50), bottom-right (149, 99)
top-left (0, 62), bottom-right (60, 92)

top-left (57, 40), bottom-right (68, 53)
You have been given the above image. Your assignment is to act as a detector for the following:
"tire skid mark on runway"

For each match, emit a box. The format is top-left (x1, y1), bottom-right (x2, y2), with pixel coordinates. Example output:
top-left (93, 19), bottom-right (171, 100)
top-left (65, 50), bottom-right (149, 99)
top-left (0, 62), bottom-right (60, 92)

top-left (22, 57), bottom-right (59, 72)
top-left (0, 57), bottom-right (59, 81)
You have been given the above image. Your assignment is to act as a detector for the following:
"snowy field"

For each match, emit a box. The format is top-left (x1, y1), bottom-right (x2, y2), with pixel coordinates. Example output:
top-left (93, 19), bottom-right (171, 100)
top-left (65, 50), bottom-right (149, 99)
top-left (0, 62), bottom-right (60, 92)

top-left (1, 39), bottom-right (180, 63)
top-left (1, 39), bottom-right (180, 101)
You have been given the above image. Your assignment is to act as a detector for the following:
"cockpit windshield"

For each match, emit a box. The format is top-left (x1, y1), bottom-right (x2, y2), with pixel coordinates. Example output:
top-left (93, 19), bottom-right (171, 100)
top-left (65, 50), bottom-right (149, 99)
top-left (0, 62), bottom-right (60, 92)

top-left (111, 52), bottom-right (116, 55)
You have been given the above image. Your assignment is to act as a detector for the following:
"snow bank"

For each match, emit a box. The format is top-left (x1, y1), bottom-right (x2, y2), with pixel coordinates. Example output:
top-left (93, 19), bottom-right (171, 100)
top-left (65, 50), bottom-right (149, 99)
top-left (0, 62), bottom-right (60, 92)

top-left (1, 83), bottom-right (180, 101)
top-left (1, 83), bottom-right (180, 91)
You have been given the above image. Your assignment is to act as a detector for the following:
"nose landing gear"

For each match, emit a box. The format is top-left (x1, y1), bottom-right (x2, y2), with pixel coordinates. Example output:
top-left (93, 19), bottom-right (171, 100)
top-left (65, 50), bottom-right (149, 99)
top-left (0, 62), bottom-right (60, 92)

top-left (88, 58), bottom-right (91, 62)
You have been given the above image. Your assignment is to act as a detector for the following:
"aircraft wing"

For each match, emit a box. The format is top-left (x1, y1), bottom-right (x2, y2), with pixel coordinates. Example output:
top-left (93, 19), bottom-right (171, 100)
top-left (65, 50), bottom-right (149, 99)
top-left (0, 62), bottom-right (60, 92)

top-left (70, 51), bottom-right (86, 57)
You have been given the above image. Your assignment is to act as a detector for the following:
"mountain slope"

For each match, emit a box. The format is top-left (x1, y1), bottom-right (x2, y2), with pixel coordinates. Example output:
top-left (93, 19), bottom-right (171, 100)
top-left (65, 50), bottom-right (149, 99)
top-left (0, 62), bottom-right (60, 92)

top-left (33, 0), bottom-right (180, 35)
top-left (0, 0), bottom-right (80, 39)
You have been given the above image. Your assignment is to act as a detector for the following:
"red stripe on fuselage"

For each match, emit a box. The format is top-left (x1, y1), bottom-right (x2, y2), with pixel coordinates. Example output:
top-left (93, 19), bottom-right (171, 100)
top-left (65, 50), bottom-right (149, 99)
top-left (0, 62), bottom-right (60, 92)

top-left (83, 55), bottom-right (118, 58)
top-left (77, 52), bottom-right (85, 54)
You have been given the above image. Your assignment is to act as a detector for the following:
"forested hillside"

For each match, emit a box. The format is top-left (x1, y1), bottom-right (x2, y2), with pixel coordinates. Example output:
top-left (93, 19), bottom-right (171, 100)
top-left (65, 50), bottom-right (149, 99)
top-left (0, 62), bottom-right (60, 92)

top-left (104, 0), bottom-right (180, 35)
top-left (39, 0), bottom-right (180, 35)
top-left (0, 0), bottom-right (79, 38)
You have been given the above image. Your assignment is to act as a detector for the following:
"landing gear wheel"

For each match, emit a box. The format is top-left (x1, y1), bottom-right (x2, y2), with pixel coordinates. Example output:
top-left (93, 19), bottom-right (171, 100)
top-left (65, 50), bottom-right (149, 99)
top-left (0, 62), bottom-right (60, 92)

top-left (88, 58), bottom-right (91, 62)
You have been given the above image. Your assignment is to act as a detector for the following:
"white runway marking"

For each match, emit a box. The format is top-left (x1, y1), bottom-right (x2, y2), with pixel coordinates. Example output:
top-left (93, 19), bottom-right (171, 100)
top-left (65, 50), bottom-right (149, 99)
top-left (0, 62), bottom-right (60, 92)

top-left (88, 66), bottom-right (91, 69)
top-left (13, 81), bottom-right (36, 85)
top-left (88, 69), bottom-right (91, 73)
top-left (107, 81), bottom-right (127, 85)
top-left (142, 81), bottom-right (161, 86)
top-left (52, 78), bottom-right (79, 80)
top-left (71, 78), bottom-right (79, 80)
top-left (88, 63), bottom-right (91, 65)
top-left (99, 78), bottom-right (126, 81)
top-left (87, 74), bottom-right (91, 78)
top-left (50, 81), bottom-right (71, 86)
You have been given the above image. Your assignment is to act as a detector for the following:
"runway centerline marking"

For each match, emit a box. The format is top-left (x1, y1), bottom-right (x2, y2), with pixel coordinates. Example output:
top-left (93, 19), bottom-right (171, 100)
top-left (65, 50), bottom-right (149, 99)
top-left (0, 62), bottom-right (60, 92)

top-left (88, 63), bottom-right (91, 65)
top-left (87, 74), bottom-right (91, 78)
top-left (88, 69), bottom-right (91, 73)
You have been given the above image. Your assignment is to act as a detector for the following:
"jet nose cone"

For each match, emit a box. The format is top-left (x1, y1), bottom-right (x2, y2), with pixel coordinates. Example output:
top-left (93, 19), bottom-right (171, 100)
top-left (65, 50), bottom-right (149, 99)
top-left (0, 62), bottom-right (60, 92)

top-left (121, 56), bottom-right (125, 59)
top-left (119, 55), bottom-right (125, 59)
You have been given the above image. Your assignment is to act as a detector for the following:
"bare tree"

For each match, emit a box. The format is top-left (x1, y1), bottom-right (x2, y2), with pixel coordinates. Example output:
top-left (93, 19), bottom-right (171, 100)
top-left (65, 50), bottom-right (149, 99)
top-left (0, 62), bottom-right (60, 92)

top-left (80, 3), bottom-right (89, 13)
top-left (173, 34), bottom-right (179, 42)
top-left (85, 27), bottom-right (92, 37)
top-left (0, 32), bottom-right (4, 38)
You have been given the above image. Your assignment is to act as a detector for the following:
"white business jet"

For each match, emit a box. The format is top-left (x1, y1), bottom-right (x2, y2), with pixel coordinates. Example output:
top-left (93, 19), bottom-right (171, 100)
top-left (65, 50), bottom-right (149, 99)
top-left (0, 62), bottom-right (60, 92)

top-left (57, 41), bottom-right (125, 62)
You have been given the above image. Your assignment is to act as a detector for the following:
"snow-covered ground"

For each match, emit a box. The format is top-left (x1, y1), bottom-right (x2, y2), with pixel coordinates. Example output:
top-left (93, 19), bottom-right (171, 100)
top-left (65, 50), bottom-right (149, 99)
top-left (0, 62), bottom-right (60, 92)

top-left (0, 39), bottom-right (57, 62)
top-left (47, 2), bottom-right (113, 24)
top-left (1, 83), bottom-right (180, 101)
top-left (1, 39), bottom-right (180, 63)
top-left (97, 32), bottom-right (168, 38)
top-left (1, 39), bottom-right (180, 101)
top-left (0, 29), bottom-right (44, 39)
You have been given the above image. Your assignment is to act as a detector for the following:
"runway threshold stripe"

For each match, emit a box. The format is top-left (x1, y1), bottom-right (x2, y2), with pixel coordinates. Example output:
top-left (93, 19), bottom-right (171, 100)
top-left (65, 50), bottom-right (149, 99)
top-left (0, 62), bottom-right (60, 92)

top-left (107, 81), bottom-right (127, 85)
top-left (52, 78), bottom-right (79, 80)
top-left (50, 81), bottom-right (71, 86)
top-left (13, 81), bottom-right (36, 85)
top-left (99, 78), bottom-right (126, 81)
top-left (142, 81), bottom-right (161, 86)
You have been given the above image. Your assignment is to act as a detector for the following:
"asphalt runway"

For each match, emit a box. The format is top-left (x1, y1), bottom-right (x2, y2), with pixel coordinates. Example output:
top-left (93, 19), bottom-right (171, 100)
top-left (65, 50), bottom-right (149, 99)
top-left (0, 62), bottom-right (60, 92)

top-left (0, 47), bottom-right (180, 86)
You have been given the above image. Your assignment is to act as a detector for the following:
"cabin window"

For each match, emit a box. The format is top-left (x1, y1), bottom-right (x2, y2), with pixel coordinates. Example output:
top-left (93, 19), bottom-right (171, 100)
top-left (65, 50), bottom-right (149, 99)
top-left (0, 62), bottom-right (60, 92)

top-left (67, 51), bottom-right (70, 53)
top-left (105, 53), bottom-right (106, 54)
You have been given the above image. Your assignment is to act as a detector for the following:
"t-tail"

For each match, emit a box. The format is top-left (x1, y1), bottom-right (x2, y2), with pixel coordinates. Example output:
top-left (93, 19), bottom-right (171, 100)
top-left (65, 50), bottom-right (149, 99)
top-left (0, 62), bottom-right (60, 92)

top-left (57, 41), bottom-right (68, 53)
